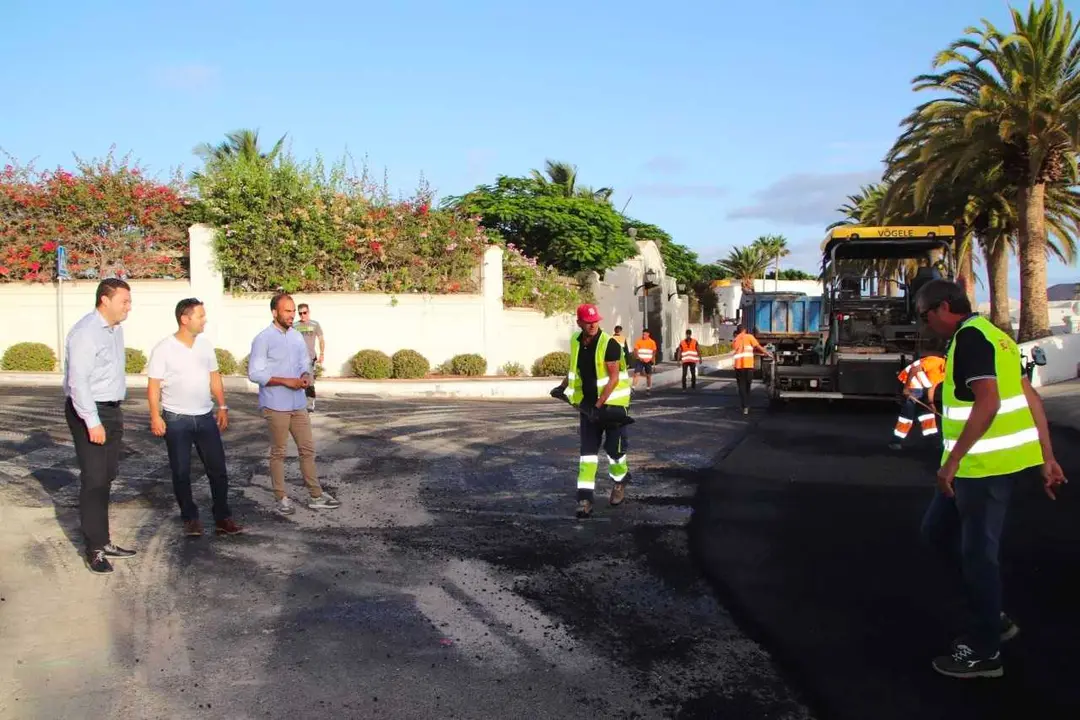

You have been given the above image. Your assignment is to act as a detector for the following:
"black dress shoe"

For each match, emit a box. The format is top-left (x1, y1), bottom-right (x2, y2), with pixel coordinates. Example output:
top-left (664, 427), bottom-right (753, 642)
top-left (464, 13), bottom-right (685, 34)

top-left (86, 550), bottom-right (114, 574)
top-left (103, 543), bottom-right (136, 559)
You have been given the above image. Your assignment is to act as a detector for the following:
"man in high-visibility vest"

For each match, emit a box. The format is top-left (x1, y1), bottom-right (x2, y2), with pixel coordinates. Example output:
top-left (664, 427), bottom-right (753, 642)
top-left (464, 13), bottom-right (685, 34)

top-left (631, 329), bottom-right (658, 393)
top-left (916, 280), bottom-right (1066, 679)
top-left (889, 352), bottom-right (946, 450)
top-left (732, 324), bottom-right (773, 415)
top-left (677, 329), bottom-right (701, 390)
top-left (551, 304), bottom-right (633, 519)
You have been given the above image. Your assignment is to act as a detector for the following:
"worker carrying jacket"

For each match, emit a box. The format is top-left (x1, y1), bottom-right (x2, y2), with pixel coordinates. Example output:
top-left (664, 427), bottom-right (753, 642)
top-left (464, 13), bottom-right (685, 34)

top-left (891, 354), bottom-right (946, 446)
top-left (677, 330), bottom-right (700, 390)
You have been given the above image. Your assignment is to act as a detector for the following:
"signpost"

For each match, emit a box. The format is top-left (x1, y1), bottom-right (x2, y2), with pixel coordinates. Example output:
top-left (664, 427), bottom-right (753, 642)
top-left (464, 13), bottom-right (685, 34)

top-left (56, 245), bottom-right (69, 372)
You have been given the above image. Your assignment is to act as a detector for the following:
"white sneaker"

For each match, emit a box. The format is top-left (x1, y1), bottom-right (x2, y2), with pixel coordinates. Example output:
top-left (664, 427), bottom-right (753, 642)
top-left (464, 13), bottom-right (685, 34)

top-left (276, 497), bottom-right (296, 515)
top-left (308, 492), bottom-right (341, 510)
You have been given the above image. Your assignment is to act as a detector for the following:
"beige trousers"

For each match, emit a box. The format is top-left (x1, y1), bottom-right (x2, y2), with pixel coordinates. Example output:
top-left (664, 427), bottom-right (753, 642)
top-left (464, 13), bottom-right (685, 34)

top-left (262, 409), bottom-right (323, 500)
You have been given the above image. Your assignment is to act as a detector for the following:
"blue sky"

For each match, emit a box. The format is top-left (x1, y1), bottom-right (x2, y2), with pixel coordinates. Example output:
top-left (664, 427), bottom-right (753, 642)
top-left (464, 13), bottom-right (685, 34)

top-left (3, 0), bottom-right (1075, 298)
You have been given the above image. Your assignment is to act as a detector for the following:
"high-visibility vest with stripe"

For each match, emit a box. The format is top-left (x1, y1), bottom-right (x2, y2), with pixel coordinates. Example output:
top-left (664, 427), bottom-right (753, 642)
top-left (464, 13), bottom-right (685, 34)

top-left (567, 331), bottom-right (631, 407)
top-left (922, 356), bottom-right (946, 386)
top-left (732, 333), bottom-right (759, 370)
top-left (941, 316), bottom-right (1042, 478)
top-left (634, 339), bottom-right (656, 363)
top-left (679, 339), bottom-right (700, 364)
top-left (899, 356), bottom-right (947, 390)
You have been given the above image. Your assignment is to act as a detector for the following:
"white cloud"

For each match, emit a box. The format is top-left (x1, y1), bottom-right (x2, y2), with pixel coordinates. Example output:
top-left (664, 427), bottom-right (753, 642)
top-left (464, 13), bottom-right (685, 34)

top-left (728, 169), bottom-right (883, 226)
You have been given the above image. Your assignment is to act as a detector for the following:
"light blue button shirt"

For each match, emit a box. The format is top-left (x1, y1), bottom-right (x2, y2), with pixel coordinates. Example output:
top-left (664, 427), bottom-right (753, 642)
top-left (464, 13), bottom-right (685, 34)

top-left (247, 324), bottom-right (312, 411)
top-left (63, 310), bottom-right (126, 427)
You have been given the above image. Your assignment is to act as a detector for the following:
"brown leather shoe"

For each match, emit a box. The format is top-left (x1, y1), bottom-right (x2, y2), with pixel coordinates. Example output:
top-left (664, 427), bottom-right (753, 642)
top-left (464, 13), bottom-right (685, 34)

top-left (609, 482), bottom-right (626, 506)
top-left (184, 519), bottom-right (204, 537)
top-left (215, 518), bottom-right (244, 536)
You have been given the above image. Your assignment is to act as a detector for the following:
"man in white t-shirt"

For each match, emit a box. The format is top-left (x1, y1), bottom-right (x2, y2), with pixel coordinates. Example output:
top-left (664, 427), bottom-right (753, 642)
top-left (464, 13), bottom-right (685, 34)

top-left (147, 298), bottom-right (243, 538)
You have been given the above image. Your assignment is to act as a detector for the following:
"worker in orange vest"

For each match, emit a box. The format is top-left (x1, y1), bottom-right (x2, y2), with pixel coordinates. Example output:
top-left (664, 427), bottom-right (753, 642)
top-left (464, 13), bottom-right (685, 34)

top-left (890, 352), bottom-right (946, 450)
top-left (677, 329), bottom-right (701, 390)
top-left (732, 324), bottom-right (773, 415)
top-left (631, 329), bottom-right (658, 393)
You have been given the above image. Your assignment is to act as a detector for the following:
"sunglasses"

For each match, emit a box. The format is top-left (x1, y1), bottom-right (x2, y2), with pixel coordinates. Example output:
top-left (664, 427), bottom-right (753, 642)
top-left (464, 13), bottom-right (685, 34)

top-left (919, 303), bottom-right (941, 323)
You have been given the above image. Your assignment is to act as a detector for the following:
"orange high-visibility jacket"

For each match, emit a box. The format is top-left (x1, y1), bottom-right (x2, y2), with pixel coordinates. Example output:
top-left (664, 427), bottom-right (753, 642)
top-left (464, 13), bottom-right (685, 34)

top-left (732, 332), bottom-right (762, 370)
top-left (898, 356), bottom-right (946, 389)
top-left (678, 338), bottom-right (700, 364)
top-left (634, 338), bottom-right (657, 363)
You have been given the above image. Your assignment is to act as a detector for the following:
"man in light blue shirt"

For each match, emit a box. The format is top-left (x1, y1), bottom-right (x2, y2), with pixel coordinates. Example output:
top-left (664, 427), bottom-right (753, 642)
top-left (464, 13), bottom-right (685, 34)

top-left (248, 293), bottom-right (341, 515)
top-left (62, 278), bottom-right (138, 574)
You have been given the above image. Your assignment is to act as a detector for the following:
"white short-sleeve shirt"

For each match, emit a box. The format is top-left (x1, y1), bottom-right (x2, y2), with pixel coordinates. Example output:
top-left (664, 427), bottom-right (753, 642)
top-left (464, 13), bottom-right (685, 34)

top-left (147, 334), bottom-right (219, 415)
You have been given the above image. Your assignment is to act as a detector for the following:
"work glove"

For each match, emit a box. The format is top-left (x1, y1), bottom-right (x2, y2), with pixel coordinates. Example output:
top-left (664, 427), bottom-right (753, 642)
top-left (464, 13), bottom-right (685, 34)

top-left (597, 405), bottom-right (635, 428)
top-left (550, 386), bottom-right (569, 402)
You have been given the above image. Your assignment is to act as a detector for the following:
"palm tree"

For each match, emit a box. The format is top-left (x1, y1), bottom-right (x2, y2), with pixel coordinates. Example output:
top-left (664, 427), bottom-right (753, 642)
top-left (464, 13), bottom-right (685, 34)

top-left (717, 245), bottom-right (772, 293)
top-left (530, 159), bottom-right (614, 202)
top-left (192, 129), bottom-right (287, 178)
top-left (753, 235), bottom-right (791, 290)
top-left (907, 0), bottom-right (1080, 341)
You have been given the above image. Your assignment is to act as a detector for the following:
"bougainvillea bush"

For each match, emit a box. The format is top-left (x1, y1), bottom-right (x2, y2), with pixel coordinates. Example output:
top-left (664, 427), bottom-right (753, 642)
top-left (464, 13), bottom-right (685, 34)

top-left (0, 152), bottom-right (190, 282)
top-left (501, 242), bottom-right (589, 316)
top-left (191, 153), bottom-right (491, 294)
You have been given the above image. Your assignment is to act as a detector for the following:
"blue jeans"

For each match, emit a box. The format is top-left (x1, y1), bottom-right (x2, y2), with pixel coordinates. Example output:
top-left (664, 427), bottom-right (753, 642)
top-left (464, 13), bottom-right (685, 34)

top-left (920, 473), bottom-right (1016, 656)
top-left (163, 410), bottom-right (232, 523)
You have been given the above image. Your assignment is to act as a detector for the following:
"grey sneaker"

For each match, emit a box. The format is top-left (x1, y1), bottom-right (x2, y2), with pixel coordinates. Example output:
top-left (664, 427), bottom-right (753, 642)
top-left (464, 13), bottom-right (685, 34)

top-left (308, 492), bottom-right (341, 510)
top-left (575, 498), bottom-right (594, 519)
top-left (276, 497), bottom-right (296, 516)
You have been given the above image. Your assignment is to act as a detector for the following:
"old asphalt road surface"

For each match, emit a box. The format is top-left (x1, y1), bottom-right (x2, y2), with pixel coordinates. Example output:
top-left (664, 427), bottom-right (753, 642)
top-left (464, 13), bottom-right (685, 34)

top-left (0, 377), bottom-right (811, 720)
top-left (694, 388), bottom-right (1080, 720)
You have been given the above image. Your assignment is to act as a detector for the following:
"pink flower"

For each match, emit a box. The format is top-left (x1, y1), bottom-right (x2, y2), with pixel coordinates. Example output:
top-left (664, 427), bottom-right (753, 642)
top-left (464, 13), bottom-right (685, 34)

top-left (445, 243), bottom-right (458, 252)
top-left (42, 241), bottom-right (57, 252)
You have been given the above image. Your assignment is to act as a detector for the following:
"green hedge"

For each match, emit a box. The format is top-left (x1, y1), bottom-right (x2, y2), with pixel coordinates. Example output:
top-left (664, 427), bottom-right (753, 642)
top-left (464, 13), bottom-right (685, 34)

top-left (351, 350), bottom-right (393, 379)
top-left (448, 353), bottom-right (486, 377)
top-left (125, 348), bottom-right (147, 374)
top-left (392, 349), bottom-right (430, 379)
top-left (215, 348), bottom-right (238, 375)
top-left (532, 351), bottom-right (570, 377)
top-left (500, 361), bottom-right (526, 377)
top-left (1, 342), bottom-right (57, 371)
top-left (699, 342), bottom-right (733, 357)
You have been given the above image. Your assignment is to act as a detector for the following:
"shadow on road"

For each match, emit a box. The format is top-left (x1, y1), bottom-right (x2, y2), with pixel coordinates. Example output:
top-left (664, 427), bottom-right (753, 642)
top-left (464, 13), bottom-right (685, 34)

top-left (691, 398), bottom-right (1080, 720)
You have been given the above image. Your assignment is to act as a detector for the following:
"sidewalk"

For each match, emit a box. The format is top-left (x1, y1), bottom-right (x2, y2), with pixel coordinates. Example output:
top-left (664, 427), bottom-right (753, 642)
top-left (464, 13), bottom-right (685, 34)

top-left (1039, 378), bottom-right (1080, 433)
top-left (0, 354), bottom-right (734, 400)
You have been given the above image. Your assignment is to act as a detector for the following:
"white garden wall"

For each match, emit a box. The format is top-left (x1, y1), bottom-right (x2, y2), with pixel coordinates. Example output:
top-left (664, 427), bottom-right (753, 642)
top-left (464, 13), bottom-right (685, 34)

top-left (3, 225), bottom-right (694, 376)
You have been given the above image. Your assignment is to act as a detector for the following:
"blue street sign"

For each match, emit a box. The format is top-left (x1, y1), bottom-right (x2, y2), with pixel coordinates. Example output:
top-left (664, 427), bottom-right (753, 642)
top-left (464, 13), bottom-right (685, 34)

top-left (56, 245), bottom-right (70, 280)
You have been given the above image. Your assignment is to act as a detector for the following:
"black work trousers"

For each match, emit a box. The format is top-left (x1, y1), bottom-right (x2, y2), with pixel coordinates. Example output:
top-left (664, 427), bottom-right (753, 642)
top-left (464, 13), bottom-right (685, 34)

top-left (65, 398), bottom-right (124, 552)
top-left (577, 407), bottom-right (629, 502)
top-left (682, 362), bottom-right (697, 388)
top-left (735, 368), bottom-right (753, 409)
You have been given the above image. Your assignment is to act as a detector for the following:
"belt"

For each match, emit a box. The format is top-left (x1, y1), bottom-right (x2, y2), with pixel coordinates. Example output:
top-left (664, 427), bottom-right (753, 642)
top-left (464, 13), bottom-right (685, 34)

top-left (96, 400), bottom-right (122, 407)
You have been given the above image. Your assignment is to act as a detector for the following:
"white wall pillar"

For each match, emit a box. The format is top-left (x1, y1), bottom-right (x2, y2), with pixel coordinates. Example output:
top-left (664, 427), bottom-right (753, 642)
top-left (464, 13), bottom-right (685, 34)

top-left (188, 224), bottom-right (227, 346)
top-left (481, 245), bottom-right (505, 374)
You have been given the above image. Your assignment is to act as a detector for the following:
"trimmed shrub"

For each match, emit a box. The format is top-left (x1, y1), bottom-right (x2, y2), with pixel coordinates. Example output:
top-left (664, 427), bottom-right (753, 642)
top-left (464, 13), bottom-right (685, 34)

top-left (392, 349), bottom-right (430, 379)
top-left (1, 342), bottom-right (57, 371)
top-left (351, 349), bottom-right (393, 379)
top-left (312, 361), bottom-right (324, 380)
top-left (448, 353), bottom-right (486, 377)
top-left (500, 361), bottom-right (526, 377)
top-left (215, 348), bottom-right (238, 376)
top-left (532, 351), bottom-right (570, 377)
top-left (240, 354), bottom-right (250, 377)
top-left (125, 348), bottom-right (147, 374)
top-left (698, 342), bottom-right (733, 357)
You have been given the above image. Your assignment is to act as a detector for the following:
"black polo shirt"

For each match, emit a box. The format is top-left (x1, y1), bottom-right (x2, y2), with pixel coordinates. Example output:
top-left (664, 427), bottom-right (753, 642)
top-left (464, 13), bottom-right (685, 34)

top-left (946, 315), bottom-right (998, 403)
top-left (578, 334), bottom-right (622, 406)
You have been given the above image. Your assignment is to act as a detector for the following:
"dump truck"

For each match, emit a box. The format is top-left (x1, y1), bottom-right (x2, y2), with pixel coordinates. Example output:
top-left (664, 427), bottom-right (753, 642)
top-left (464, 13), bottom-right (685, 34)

top-left (738, 290), bottom-right (825, 378)
top-left (761, 225), bottom-right (956, 403)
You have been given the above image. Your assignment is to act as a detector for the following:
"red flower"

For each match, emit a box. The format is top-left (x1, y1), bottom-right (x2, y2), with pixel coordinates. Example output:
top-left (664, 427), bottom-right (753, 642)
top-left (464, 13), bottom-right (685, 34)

top-left (29, 261), bottom-right (40, 272)
top-left (0, 266), bottom-right (9, 276)
top-left (42, 241), bottom-right (57, 252)
top-left (370, 241), bottom-right (383, 253)
top-left (418, 204), bottom-right (429, 216)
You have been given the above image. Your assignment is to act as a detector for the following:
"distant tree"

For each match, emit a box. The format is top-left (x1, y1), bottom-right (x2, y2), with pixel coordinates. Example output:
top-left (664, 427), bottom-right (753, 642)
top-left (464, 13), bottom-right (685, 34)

top-left (716, 245), bottom-right (771, 293)
top-left (753, 234), bottom-right (791, 289)
top-left (529, 160), bottom-right (613, 202)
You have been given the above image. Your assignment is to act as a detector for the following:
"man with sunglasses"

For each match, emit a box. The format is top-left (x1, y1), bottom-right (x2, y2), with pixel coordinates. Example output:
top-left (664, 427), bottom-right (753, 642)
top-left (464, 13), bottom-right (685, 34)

top-left (293, 303), bottom-right (324, 412)
top-left (915, 279), bottom-right (1066, 679)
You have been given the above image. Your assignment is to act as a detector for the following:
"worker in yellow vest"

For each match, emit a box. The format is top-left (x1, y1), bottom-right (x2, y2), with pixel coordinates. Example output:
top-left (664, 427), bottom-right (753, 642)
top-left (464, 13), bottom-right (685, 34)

top-left (551, 304), bottom-right (633, 519)
top-left (677, 329), bottom-right (701, 390)
top-left (631, 330), bottom-right (658, 393)
top-left (916, 280), bottom-right (1066, 680)
top-left (890, 352), bottom-right (946, 450)
top-left (732, 324), bottom-right (773, 415)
